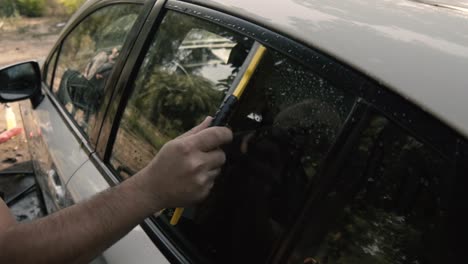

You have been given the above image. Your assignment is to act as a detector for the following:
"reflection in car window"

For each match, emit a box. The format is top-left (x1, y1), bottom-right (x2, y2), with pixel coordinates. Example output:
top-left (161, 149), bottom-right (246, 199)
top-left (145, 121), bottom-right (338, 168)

top-left (111, 11), bottom-right (254, 177)
top-left (288, 114), bottom-right (456, 264)
top-left (52, 4), bottom-right (141, 136)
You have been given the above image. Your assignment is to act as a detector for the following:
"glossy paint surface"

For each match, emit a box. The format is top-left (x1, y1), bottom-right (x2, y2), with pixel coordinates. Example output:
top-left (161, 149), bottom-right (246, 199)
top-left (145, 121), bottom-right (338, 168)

top-left (19, 91), bottom-right (88, 212)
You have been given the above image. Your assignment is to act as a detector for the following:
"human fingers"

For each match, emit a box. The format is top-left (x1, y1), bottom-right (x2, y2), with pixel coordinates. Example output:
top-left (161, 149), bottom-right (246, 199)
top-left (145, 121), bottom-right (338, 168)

top-left (201, 149), bottom-right (226, 170)
top-left (181, 167), bottom-right (220, 205)
top-left (178, 117), bottom-right (213, 139)
top-left (190, 126), bottom-right (233, 152)
top-left (199, 168), bottom-right (221, 194)
top-left (207, 168), bottom-right (222, 181)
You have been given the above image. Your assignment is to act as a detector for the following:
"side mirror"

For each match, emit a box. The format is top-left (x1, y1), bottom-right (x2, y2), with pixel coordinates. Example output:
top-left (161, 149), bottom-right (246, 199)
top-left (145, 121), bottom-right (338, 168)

top-left (0, 61), bottom-right (42, 105)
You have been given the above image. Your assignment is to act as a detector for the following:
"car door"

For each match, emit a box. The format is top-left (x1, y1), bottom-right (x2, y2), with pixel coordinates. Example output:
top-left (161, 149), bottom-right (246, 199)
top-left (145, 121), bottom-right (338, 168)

top-left (20, 0), bottom-right (146, 214)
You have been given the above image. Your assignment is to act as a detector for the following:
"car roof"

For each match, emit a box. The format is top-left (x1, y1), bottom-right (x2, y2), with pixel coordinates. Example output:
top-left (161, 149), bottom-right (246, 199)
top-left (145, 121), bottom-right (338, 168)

top-left (185, 0), bottom-right (468, 139)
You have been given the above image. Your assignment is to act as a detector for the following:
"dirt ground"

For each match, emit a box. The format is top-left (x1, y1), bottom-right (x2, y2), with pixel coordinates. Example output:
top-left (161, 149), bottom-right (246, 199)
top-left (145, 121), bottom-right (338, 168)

top-left (0, 17), bottom-right (63, 66)
top-left (0, 17), bottom-right (64, 171)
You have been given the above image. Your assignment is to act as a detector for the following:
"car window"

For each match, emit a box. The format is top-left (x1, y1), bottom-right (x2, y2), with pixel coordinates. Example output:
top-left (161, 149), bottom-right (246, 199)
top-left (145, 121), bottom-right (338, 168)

top-left (111, 10), bottom-right (356, 262)
top-left (110, 10), bottom-right (254, 177)
top-left (287, 113), bottom-right (456, 264)
top-left (52, 4), bottom-right (141, 137)
top-left (178, 49), bottom-right (355, 263)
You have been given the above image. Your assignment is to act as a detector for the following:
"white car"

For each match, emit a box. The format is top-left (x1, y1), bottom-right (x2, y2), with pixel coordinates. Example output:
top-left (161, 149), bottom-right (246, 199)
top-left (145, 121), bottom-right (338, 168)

top-left (1, 0), bottom-right (467, 263)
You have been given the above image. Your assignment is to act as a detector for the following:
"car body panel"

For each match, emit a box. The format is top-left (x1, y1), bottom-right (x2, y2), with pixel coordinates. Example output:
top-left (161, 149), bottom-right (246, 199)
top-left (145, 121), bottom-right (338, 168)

top-left (67, 159), bottom-right (169, 264)
top-left (19, 86), bottom-right (89, 212)
top-left (186, 0), bottom-right (468, 138)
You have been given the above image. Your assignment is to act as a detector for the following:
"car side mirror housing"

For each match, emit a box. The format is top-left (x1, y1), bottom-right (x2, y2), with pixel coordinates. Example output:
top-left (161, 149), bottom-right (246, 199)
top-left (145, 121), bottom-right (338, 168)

top-left (0, 61), bottom-right (43, 107)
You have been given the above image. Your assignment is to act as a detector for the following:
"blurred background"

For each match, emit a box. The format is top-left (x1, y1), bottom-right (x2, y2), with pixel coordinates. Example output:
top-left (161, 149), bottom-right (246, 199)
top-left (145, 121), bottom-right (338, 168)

top-left (0, 0), bottom-right (85, 220)
top-left (0, 0), bottom-right (86, 168)
top-left (0, 0), bottom-right (85, 66)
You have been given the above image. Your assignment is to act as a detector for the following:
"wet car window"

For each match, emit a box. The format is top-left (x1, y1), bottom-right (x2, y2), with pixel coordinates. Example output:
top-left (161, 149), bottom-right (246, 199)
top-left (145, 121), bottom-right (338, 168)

top-left (52, 4), bottom-right (141, 136)
top-left (288, 114), bottom-right (456, 264)
top-left (110, 10), bottom-right (254, 177)
top-left (177, 50), bottom-right (356, 263)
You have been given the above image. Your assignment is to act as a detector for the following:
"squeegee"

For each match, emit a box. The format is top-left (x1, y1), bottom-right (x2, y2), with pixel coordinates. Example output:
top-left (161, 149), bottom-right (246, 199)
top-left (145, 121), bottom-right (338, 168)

top-left (170, 42), bottom-right (267, 226)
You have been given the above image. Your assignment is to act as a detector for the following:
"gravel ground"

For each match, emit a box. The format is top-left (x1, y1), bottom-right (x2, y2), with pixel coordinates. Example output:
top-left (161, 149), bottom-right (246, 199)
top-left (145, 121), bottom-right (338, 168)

top-left (0, 17), bottom-right (63, 221)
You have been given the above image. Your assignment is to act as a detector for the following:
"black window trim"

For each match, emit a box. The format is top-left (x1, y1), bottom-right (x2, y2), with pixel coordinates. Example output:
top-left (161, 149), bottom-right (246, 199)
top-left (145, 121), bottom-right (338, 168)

top-left (95, 0), bottom-right (168, 159)
top-left (40, 0), bottom-right (150, 155)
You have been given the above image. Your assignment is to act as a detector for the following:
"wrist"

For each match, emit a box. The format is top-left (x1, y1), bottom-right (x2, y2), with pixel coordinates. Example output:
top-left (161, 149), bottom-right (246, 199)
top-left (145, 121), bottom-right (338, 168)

top-left (123, 173), bottom-right (165, 215)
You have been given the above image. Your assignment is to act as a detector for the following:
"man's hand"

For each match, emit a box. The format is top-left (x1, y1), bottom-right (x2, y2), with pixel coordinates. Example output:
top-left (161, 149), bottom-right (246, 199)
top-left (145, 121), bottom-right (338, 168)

top-left (131, 117), bottom-right (233, 211)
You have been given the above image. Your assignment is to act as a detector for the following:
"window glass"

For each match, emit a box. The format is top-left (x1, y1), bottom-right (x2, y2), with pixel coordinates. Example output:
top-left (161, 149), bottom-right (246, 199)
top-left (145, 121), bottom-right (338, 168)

top-left (53, 4), bottom-right (141, 136)
top-left (179, 50), bottom-right (355, 262)
top-left (111, 10), bottom-right (355, 262)
top-left (46, 50), bottom-right (57, 88)
top-left (110, 11), bottom-right (254, 177)
top-left (288, 114), bottom-right (456, 264)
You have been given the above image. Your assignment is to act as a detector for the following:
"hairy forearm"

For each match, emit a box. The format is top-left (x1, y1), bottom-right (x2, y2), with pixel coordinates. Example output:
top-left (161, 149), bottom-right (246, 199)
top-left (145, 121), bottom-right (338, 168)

top-left (0, 177), bottom-right (159, 264)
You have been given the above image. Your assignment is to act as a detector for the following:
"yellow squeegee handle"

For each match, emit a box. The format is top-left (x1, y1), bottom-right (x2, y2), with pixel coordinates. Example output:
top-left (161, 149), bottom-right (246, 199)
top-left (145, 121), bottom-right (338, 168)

top-left (170, 207), bottom-right (184, 225)
top-left (170, 43), bottom-right (267, 226)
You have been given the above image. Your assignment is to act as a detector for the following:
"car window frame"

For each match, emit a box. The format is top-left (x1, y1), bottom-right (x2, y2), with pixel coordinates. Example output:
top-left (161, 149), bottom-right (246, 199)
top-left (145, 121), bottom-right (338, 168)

top-left (87, 0), bottom-right (467, 263)
top-left (40, 0), bottom-right (149, 154)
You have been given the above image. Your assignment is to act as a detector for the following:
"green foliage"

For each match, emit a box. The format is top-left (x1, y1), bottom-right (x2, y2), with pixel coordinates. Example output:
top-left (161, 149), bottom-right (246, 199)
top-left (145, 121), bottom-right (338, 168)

top-left (57, 0), bottom-right (86, 15)
top-left (132, 69), bottom-right (223, 138)
top-left (121, 68), bottom-right (223, 156)
top-left (124, 113), bottom-right (169, 151)
top-left (16, 0), bottom-right (46, 17)
top-left (0, 0), bottom-right (85, 18)
top-left (0, 0), bottom-right (18, 17)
